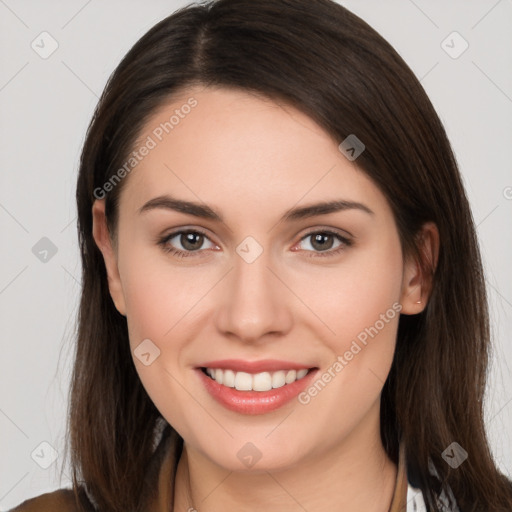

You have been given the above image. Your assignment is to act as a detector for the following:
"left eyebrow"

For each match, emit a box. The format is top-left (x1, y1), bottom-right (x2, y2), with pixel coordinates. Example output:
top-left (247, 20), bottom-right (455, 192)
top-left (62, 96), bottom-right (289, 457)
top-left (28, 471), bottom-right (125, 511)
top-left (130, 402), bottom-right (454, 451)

top-left (137, 194), bottom-right (374, 222)
top-left (282, 199), bottom-right (374, 221)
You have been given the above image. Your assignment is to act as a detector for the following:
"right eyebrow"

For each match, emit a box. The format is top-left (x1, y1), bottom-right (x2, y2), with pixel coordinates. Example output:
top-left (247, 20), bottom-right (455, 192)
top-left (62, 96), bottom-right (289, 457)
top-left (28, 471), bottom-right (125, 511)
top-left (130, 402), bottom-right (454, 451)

top-left (138, 195), bottom-right (222, 221)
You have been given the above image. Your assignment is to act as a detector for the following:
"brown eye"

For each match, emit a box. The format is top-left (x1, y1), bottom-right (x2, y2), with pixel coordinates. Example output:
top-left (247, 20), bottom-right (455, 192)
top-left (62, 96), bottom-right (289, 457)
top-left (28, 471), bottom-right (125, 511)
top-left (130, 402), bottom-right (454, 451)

top-left (309, 233), bottom-right (335, 251)
top-left (158, 229), bottom-right (216, 257)
top-left (297, 230), bottom-right (352, 257)
top-left (179, 232), bottom-right (205, 251)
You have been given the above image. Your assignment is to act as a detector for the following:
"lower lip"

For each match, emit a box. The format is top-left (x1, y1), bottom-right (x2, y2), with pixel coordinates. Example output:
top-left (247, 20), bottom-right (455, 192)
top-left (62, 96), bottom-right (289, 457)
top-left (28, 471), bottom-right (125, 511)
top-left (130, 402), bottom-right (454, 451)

top-left (197, 368), bottom-right (318, 415)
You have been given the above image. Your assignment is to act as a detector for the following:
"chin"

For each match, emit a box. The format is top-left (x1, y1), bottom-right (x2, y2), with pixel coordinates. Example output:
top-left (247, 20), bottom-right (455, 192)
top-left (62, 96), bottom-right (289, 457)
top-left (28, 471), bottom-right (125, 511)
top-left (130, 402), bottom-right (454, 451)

top-left (192, 434), bottom-right (313, 473)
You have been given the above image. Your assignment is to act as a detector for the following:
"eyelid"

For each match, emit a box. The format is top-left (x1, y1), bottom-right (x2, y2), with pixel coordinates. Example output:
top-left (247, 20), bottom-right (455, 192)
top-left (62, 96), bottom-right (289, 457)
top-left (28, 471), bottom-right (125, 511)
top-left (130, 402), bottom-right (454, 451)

top-left (297, 225), bottom-right (354, 241)
top-left (158, 225), bottom-right (214, 241)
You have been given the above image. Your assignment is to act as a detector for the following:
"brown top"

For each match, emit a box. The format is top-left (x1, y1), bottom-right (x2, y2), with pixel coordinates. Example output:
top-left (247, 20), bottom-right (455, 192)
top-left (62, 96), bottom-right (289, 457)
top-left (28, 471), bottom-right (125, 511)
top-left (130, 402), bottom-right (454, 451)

top-left (390, 441), bottom-right (409, 512)
top-left (9, 436), bottom-right (409, 512)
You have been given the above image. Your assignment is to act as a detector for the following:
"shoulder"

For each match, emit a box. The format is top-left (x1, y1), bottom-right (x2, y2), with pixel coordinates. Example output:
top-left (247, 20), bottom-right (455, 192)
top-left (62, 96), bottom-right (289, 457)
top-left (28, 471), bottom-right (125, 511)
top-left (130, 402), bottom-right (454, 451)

top-left (8, 487), bottom-right (95, 512)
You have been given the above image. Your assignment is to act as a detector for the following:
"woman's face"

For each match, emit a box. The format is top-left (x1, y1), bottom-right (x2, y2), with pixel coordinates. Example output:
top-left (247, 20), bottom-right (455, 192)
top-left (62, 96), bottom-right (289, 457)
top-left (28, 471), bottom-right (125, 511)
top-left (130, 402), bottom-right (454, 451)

top-left (93, 86), bottom-right (424, 472)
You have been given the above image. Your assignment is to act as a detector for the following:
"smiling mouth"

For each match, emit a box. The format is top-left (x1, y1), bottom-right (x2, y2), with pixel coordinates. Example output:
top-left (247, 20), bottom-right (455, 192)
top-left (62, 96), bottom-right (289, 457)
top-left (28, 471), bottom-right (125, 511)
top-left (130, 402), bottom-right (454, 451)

top-left (200, 367), bottom-right (314, 392)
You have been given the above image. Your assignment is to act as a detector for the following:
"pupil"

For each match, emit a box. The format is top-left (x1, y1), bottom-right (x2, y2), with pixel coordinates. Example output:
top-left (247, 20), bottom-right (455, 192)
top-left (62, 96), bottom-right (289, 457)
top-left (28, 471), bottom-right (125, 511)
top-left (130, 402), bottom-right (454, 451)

top-left (182, 232), bottom-right (202, 251)
top-left (312, 233), bottom-right (333, 251)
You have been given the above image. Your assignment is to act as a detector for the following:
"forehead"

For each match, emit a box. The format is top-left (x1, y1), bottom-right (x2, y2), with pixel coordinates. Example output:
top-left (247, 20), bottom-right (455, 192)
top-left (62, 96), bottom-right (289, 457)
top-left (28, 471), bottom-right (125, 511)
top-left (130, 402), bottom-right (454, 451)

top-left (117, 86), bottom-right (388, 221)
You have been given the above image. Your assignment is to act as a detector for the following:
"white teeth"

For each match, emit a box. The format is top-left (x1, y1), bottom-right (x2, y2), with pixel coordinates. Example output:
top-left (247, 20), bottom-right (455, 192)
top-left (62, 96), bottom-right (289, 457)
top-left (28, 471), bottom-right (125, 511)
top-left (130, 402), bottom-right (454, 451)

top-left (223, 369), bottom-right (235, 387)
top-left (271, 370), bottom-right (286, 389)
top-left (204, 367), bottom-right (310, 391)
top-left (296, 369), bottom-right (308, 379)
top-left (252, 372), bottom-right (272, 391)
top-left (234, 371), bottom-right (252, 391)
top-left (285, 370), bottom-right (297, 384)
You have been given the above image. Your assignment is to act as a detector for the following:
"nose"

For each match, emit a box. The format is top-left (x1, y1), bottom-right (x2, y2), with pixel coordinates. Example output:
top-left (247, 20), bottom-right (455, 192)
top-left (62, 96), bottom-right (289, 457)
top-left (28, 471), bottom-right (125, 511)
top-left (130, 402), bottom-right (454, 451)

top-left (214, 248), bottom-right (293, 344)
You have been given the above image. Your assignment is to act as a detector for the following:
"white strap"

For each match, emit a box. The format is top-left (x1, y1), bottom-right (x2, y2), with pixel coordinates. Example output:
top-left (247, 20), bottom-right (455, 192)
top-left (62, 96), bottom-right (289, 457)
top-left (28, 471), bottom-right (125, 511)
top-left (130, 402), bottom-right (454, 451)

top-left (406, 482), bottom-right (460, 511)
top-left (406, 484), bottom-right (428, 512)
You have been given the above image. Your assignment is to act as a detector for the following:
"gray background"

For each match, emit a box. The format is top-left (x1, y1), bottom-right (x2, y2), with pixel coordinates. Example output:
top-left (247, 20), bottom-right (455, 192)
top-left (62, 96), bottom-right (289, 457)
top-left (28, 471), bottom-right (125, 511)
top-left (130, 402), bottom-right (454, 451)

top-left (1, 0), bottom-right (511, 508)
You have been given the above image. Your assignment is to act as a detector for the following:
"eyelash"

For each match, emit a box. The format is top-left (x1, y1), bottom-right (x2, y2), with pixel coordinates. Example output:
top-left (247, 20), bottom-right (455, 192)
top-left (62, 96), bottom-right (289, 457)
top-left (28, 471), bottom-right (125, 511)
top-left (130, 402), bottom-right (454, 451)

top-left (157, 228), bottom-right (352, 259)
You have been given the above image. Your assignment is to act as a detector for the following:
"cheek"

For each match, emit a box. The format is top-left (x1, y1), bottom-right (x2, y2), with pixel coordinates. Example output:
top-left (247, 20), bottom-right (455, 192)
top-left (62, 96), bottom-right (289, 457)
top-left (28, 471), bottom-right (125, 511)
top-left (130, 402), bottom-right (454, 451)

top-left (291, 236), bottom-right (403, 442)
top-left (292, 233), bottom-right (404, 353)
top-left (120, 248), bottom-right (209, 348)
top-left (118, 251), bottom-right (211, 436)
top-left (123, 272), bottom-right (174, 347)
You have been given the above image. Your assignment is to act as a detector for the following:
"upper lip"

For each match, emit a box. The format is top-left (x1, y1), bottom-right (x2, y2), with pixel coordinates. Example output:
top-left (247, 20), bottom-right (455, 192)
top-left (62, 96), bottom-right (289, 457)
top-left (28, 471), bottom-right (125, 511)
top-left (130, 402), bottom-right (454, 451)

top-left (198, 359), bottom-right (316, 373)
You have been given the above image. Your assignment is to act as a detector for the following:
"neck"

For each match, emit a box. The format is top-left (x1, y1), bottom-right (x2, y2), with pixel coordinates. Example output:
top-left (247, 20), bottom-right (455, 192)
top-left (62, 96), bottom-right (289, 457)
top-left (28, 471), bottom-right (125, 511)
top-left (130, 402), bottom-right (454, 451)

top-left (173, 406), bottom-right (397, 512)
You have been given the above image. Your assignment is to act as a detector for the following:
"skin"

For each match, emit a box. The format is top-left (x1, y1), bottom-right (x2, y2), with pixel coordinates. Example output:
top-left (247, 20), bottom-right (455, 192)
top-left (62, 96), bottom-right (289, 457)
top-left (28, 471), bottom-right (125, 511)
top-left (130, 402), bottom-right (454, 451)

top-left (92, 86), bottom-right (439, 511)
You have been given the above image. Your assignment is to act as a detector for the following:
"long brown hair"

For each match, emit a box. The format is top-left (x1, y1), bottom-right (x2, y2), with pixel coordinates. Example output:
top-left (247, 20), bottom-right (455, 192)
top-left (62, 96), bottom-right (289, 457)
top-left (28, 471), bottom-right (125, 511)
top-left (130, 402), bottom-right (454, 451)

top-left (65, 0), bottom-right (512, 510)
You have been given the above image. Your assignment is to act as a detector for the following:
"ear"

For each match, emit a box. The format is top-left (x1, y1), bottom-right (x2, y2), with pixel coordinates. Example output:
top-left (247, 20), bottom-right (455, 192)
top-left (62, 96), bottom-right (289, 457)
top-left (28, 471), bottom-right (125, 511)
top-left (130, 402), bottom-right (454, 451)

top-left (400, 222), bottom-right (440, 315)
top-left (91, 199), bottom-right (127, 316)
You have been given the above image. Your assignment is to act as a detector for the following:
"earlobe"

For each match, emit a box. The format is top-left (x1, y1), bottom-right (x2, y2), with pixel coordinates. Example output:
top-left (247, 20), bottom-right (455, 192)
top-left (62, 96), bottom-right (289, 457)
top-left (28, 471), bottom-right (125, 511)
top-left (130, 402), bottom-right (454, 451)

top-left (399, 222), bottom-right (440, 315)
top-left (91, 199), bottom-right (127, 316)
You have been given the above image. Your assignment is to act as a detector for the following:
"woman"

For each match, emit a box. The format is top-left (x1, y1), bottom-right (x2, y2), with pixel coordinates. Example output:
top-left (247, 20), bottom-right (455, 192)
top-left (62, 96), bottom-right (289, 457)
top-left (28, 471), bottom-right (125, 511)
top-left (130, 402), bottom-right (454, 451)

top-left (10, 0), bottom-right (512, 511)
